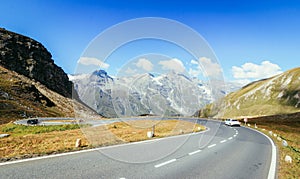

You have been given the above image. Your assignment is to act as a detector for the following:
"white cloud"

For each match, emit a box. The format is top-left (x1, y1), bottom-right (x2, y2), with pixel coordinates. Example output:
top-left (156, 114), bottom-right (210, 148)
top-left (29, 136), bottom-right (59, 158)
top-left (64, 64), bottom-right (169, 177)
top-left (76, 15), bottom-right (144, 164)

top-left (136, 58), bottom-right (153, 71)
top-left (191, 59), bottom-right (198, 65)
top-left (189, 57), bottom-right (223, 77)
top-left (232, 61), bottom-right (282, 79)
top-left (78, 57), bottom-right (110, 69)
top-left (125, 67), bottom-right (137, 74)
top-left (199, 57), bottom-right (223, 77)
top-left (159, 58), bottom-right (185, 73)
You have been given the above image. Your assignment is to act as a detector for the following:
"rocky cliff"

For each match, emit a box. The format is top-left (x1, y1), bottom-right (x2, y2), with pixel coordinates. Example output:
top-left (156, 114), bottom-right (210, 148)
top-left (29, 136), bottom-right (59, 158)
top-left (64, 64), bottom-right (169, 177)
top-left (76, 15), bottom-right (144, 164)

top-left (0, 65), bottom-right (100, 124)
top-left (0, 28), bottom-right (72, 98)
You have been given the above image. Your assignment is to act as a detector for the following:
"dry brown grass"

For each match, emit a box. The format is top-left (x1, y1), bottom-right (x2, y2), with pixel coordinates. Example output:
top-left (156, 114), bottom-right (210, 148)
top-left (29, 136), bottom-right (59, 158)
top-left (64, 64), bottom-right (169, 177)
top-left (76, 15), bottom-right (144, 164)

top-left (108, 120), bottom-right (204, 142)
top-left (82, 120), bottom-right (205, 146)
top-left (248, 113), bottom-right (300, 178)
top-left (0, 65), bottom-right (100, 125)
top-left (0, 120), bottom-right (204, 161)
top-left (0, 128), bottom-right (88, 160)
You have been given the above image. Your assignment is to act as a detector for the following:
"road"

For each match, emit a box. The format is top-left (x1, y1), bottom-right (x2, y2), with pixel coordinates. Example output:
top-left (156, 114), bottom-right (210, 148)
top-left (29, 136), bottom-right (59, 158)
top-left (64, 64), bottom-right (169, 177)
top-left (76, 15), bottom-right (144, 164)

top-left (14, 117), bottom-right (121, 126)
top-left (1, 119), bottom-right (276, 179)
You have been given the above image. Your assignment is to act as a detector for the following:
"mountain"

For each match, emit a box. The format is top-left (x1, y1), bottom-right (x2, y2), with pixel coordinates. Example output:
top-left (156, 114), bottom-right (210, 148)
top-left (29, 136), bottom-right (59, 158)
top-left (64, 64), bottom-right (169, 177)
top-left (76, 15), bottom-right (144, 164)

top-left (0, 28), bottom-right (72, 98)
top-left (0, 28), bottom-right (99, 124)
top-left (70, 70), bottom-right (231, 118)
top-left (0, 65), bottom-right (98, 124)
top-left (200, 67), bottom-right (300, 119)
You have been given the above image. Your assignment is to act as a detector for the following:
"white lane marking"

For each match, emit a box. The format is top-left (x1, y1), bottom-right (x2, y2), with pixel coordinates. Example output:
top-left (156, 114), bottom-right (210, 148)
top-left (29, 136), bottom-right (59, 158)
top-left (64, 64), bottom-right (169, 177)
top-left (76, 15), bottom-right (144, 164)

top-left (233, 135), bottom-right (237, 137)
top-left (208, 144), bottom-right (216, 148)
top-left (0, 148), bottom-right (101, 166)
top-left (188, 150), bottom-right (201, 156)
top-left (0, 126), bottom-right (210, 166)
top-left (228, 137), bottom-right (233, 140)
top-left (155, 159), bottom-right (177, 168)
top-left (120, 178), bottom-right (126, 179)
top-left (220, 140), bottom-right (227, 143)
top-left (246, 127), bottom-right (277, 179)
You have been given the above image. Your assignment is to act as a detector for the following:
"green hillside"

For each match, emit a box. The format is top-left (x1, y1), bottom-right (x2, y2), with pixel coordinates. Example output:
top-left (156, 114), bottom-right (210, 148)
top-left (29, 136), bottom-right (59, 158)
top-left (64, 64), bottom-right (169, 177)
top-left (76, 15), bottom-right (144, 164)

top-left (200, 67), bottom-right (300, 119)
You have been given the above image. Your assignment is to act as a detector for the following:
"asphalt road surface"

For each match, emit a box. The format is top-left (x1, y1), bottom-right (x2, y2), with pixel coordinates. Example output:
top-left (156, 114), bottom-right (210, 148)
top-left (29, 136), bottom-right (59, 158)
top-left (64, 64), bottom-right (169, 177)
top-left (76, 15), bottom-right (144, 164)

top-left (1, 119), bottom-right (276, 179)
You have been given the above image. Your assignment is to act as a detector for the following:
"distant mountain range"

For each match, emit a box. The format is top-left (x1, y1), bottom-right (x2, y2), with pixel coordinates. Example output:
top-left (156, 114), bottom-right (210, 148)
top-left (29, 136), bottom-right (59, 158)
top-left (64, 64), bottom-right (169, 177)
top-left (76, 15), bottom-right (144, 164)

top-left (7, 27), bottom-right (298, 121)
top-left (200, 67), bottom-right (300, 119)
top-left (69, 70), bottom-right (241, 118)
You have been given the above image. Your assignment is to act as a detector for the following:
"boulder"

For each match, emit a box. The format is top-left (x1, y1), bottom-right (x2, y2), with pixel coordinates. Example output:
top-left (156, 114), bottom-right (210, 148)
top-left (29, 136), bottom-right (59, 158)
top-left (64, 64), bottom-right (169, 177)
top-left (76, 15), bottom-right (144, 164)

top-left (284, 155), bottom-right (292, 163)
top-left (0, 134), bottom-right (10, 138)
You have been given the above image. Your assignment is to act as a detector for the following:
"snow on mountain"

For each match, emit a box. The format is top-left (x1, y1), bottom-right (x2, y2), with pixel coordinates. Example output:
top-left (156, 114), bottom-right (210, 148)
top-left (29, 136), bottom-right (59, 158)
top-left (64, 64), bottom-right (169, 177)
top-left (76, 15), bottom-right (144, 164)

top-left (70, 70), bottom-right (236, 118)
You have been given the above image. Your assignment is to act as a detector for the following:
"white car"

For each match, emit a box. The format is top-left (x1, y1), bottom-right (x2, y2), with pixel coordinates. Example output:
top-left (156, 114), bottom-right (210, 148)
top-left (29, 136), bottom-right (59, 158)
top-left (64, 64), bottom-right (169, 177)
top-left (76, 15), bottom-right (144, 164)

top-left (225, 119), bottom-right (240, 127)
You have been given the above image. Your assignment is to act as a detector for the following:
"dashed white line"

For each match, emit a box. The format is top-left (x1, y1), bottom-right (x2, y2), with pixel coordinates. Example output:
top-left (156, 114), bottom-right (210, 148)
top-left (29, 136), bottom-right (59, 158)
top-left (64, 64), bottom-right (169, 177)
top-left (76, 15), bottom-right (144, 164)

top-left (208, 144), bottom-right (216, 148)
top-left (220, 140), bottom-right (227, 143)
top-left (155, 159), bottom-right (177, 168)
top-left (233, 135), bottom-right (237, 137)
top-left (188, 150), bottom-right (201, 156)
top-left (228, 137), bottom-right (233, 140)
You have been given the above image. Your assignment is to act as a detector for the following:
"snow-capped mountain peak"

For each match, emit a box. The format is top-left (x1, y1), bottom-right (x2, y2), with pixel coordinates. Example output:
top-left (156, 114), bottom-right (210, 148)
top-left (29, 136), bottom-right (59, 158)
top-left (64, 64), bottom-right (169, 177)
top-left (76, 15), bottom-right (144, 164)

top-left (70, 70), bottom-right (236, 117)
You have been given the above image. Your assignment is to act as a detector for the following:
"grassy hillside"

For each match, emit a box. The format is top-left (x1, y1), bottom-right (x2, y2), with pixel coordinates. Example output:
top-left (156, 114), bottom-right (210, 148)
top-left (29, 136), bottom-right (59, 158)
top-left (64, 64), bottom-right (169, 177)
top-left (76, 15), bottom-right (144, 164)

top-left (0, 66), bottom-right (98, 124)
top-left (201, 67), bottom-right (300, 119)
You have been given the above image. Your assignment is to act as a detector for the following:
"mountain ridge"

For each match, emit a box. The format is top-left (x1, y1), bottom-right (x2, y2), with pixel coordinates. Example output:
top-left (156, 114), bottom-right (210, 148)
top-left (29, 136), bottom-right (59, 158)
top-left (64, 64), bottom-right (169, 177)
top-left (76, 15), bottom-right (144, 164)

top-left (0, 65), bottom-right (96, 124)
top-left (70, 70), bottom-right (235, 117)
top-left (0, 28), bottom-right (101, 123)
top-left (0, 27), bottom-right (72, 98)
top-left (200, 67), bottom-right (300, 119)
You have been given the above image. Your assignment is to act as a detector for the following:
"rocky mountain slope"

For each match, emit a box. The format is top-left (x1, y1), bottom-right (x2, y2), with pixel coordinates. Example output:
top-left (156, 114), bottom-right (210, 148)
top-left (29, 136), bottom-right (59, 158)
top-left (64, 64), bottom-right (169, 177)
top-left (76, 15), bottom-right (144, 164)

top-left (200, 67), bottom-right (300, 119)
top-left (70, 70), bottom-right (229, 118)
top-left (0, 28), bottom-right (100, 124)
top-left (0, 65), bottom-right (98, 124)
top-left (0, 28), bottom-right (72, 98)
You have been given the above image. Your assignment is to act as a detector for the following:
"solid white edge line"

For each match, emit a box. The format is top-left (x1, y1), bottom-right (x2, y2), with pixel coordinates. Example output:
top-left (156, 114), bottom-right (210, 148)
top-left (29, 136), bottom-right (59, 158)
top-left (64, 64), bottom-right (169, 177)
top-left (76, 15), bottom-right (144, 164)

top-left (188, 150), bottom-right (201, 155)
top-left (245, 127), bottom-right (277, 179)
top-left (0, 127), bottom-right (210, 166)
top-left (0, 148), bottom-right (102, 166)
top-left (154, 159), bottom-right (176, 168)
top-left (208, 144), bottom-right (216, 148)
top-left (228, 137), bottom-right (233, 140)
top-left (220, 140), bottom-right (227, 143)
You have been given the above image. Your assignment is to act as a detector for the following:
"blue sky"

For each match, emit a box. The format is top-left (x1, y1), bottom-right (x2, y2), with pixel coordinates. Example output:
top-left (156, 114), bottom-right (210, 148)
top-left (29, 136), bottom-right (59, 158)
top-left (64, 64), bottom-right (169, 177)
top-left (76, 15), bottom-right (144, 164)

top-left (1, 0), bottom-right (299, 84)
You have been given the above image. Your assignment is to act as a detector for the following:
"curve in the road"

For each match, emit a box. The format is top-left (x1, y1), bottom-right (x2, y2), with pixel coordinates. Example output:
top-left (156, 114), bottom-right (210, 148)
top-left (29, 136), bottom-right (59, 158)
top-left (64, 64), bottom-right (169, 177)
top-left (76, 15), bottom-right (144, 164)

top-left (1, 118), bottom-right (277, 179)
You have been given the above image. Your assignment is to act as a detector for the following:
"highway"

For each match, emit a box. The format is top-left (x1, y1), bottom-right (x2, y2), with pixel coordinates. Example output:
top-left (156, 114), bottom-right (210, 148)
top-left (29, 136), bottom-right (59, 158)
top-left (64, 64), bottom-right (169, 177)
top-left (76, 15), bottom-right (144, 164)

top-left (0, 119), bottom-right (276, 179)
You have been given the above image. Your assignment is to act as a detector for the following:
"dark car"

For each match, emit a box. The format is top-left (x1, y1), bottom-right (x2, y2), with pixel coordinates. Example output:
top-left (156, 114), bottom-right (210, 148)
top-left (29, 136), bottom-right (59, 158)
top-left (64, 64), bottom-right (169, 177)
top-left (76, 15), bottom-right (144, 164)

top-left (27, 119), bottom-right (39, 125)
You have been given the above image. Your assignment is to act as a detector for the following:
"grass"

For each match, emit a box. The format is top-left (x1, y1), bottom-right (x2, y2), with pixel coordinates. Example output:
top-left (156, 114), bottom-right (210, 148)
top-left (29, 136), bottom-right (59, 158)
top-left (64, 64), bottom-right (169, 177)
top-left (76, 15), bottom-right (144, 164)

top-left (0, 123), bottom-right (88, 160)
top-left (202, 67), bottom-right (300, 119)
top-left (1, 123), bottom-right (81, 136)
top-left (0, 119), bottom-right (205, 161)
top-left (81, 119), bottom-right (205, 146)
top-left (247, 113), bottom-right (300, 179)
top-left (107, 120), bottom-right (205, 142)
top-left (0, 66), bottom-right (67, 124)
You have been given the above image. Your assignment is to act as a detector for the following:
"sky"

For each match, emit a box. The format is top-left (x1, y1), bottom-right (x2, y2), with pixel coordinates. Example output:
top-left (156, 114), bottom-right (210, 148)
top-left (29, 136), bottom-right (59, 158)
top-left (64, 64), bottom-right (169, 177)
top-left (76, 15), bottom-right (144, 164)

top-left (1, 0), bottom-right (300, 85)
